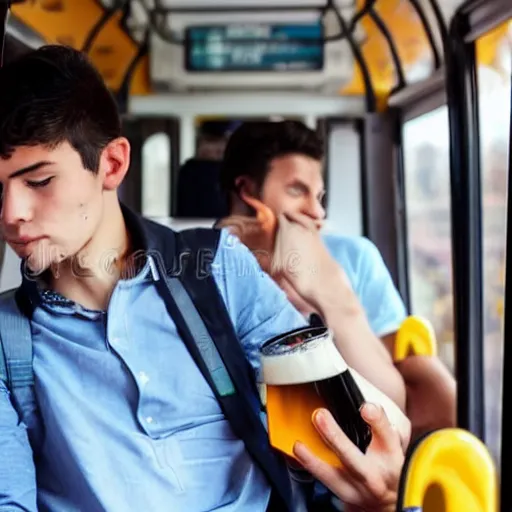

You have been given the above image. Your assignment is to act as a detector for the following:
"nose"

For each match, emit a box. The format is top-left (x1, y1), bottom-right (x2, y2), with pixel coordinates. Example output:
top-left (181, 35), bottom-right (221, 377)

top-left (0, 185), bottom-right (34, 227)
top-left (302, 196), bottom-right (326, 226)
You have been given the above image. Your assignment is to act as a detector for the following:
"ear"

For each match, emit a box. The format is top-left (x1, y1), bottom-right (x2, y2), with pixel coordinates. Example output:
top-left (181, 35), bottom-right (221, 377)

top-left (99, 137), bottom-right (131, 191)
top-left (233, 176), bottom-right (263, 217)
top-left (234, 176), bottom-right (258, 199)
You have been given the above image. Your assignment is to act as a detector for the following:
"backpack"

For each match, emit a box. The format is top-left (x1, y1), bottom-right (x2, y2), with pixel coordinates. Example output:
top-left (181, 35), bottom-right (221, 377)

top-left (0, 214), bottom-right (327, 511)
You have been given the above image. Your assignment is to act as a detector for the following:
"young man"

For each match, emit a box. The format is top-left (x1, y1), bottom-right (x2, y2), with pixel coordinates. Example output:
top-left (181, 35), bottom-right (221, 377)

top-left (0, 46), bottom-right (406, 511)
top-left (217, 120), bottom-right (456, 439)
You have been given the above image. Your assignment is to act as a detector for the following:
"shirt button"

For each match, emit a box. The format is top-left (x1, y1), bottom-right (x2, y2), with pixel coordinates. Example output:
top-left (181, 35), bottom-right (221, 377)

top-left (111, 337), bottom-right (128, 350)
top-left (138, 371), bottom-right (150, 386)
top-left (146, 416), bottom-right (154, 424)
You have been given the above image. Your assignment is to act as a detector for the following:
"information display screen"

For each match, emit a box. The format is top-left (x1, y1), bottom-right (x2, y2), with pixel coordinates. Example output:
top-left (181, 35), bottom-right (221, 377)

top-left (185, 22), bottom-right (324, 72)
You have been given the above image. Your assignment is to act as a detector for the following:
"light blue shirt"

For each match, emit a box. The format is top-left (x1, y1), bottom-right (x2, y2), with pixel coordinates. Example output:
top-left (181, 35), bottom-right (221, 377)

top-left (0, 229), bottom-right (307, 512)
top-left (322, 233), bottom-right (407, 337)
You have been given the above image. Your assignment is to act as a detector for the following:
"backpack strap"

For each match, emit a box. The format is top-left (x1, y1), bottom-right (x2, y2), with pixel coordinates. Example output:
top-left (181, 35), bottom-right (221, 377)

top-left (0, 289), bottom-right (33, 388)
top-left (153, 227), bottom-right (297, 511)
top-left (0, 288), bottom-right (39, 430)
top-left (165, 278), bottom-right (235, 398)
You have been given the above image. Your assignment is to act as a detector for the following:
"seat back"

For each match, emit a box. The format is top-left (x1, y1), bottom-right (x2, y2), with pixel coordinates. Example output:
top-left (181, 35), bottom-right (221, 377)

top-left (398, 428), bottom-right (498, 512)
top-left (175, 158), bottom-right (229, 219)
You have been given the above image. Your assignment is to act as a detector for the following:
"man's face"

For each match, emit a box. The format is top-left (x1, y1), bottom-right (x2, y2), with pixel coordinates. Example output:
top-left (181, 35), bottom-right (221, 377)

top-left (0, 142), bottom-right (106, 274)
top-left (259, 154), bottom-right (326, 227)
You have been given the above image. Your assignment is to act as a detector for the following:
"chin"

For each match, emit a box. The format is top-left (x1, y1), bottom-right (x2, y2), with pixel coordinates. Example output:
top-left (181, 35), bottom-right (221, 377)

top-left (22, 256), bottom-right (52, 279)
top-left (21, 243), bottom-right (67, 279)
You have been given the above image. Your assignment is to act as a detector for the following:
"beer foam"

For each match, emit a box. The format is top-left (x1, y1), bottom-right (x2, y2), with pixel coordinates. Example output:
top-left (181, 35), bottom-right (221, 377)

top-left (260, 329), bottom-right (348, 385)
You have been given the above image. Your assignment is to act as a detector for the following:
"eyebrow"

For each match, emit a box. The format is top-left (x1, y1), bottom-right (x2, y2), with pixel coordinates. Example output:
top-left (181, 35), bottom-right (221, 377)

top-left (8, 161), bottom-right (55, 179)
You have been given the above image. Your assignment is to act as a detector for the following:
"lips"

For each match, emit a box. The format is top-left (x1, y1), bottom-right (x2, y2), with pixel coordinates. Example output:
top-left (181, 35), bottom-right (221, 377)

top-left (6, 236), bottom-right (43, 246)
top-left (4, 236), bottom-right (47, 257)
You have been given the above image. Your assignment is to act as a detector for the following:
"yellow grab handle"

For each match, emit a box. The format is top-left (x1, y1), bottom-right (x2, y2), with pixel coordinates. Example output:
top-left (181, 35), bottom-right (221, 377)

top-left (398, 428), bottom-right (498, 512)
top-left (394, 315), bottom-right (437, 362)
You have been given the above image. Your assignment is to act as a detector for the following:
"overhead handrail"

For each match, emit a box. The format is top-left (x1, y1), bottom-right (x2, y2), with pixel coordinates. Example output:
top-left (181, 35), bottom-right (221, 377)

top-left (82, 0), bottom-right (128, 53)
top-left (408, 0), bottom-right (443, 70)
top-left (426, 0), bottom-right (449, 50)
top-left (325, 0), bottom-right (377, 111)
top-left (116, 28), bottom-right (149, 113)
top-left (367, 7), bottom-right (406, 91)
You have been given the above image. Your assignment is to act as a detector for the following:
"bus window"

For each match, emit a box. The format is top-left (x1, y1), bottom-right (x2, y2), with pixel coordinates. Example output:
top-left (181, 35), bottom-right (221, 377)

top-left (142, 132), bottom-right (171, 219)
top-left (402, 105), bottom-right (454, 372)
top-left (476, 19), bottom-right (511, 464)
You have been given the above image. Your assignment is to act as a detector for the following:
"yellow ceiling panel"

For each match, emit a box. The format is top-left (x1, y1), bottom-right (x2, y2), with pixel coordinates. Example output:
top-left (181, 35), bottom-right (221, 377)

top-left (342, 0), bottom-right (434, 105)
top-left (11, 0), bottom-right (151, 95)
top-left (476, 18), bottom-right (511, 75)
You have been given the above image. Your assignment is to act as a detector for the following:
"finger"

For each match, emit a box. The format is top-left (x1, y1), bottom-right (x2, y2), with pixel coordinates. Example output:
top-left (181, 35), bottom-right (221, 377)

top-left (240, 192), bottom-right (277, 233)
top-left (360, 403), bottom-right (402, 454)
top-left (254, 201), bottom-right (277, 234)
top-left (312, 409), bottom-right (368, 478)
top-left (293, 441), bottom-right (358, 502)
top-left (282, 211), bottom-right (318, 231)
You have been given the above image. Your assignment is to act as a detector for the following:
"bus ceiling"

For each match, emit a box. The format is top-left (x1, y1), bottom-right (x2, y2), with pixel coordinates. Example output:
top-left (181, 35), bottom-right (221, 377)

top-left (3, 0), bottom-right (469, 113)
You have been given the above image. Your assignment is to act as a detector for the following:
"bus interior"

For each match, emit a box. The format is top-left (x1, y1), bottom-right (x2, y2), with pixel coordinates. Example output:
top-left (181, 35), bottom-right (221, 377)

top-left (0, 0), bottom-right (511, 509)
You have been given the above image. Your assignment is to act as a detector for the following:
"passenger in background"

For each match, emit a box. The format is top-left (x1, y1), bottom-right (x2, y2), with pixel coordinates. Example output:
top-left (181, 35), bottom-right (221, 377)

top-left (175, 121), bottom-right (235, 218)
top-left (217, 120), bottom-right (456, 440)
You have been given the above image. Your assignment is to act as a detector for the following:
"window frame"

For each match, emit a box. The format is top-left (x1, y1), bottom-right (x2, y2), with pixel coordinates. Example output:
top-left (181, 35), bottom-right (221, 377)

top-left (388, 1), bottom-right (512, 466)
top-left (444, 0), bottom-right (512, 497)
top-left (389, 67), bottom-right (449, 316)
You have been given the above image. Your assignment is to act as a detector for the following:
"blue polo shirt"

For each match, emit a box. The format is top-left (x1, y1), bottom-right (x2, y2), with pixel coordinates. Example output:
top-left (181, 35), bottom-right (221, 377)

top-left (322, 233), bottom-right (407, 337)
top-left (0, 229), bottom-right (307, 511)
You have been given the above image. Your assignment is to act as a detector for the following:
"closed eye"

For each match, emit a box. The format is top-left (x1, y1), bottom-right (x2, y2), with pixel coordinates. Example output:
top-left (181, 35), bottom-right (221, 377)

top-left (26, 177), bottom-right (54, 188)
top-left (287, 183), bottom-right (308, 196)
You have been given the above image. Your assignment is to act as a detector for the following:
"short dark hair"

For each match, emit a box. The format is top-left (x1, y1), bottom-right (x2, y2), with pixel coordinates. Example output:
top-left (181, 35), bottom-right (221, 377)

top-left (0, 45), bottom-right (121, 172)
top-left (219, 120), bottom-right (324, 195)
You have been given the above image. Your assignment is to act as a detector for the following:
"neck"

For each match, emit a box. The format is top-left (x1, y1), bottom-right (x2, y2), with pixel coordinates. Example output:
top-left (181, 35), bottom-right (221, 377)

top-left (47, 199), bottom-right (130, 311)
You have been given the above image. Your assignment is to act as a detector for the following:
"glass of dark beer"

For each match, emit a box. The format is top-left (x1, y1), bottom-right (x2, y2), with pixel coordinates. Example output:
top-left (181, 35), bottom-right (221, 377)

top-left (260, 326), bottom-right (372, 454)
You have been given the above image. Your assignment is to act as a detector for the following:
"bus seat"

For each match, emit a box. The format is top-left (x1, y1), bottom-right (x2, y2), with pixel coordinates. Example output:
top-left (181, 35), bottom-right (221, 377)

top-left (175, 158), bottom-right (229, 219)
top-left (397, 428), bottom-right (498, 512)
top-left (394, 316), bottom-right (438, 362)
